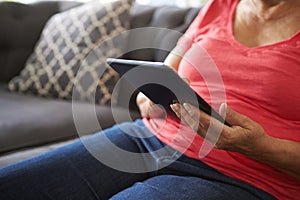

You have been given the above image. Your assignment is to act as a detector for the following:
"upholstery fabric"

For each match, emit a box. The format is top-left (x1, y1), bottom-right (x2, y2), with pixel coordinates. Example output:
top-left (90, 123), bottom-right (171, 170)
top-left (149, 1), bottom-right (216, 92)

top-left (0, 1), bottom-right (80, 83)
top-left (0, 84), bottom-right (140, 154)
top-left (0, 2), bottom-right (200, 167)
top-left (8, 0), bottom-right (134, 105)
top-left (124, 4), bottom-right (199, 62)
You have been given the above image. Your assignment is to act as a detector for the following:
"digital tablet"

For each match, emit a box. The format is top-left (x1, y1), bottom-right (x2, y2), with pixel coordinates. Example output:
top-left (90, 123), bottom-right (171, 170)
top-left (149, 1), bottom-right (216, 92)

top-left (107, 58), bottom-right (229, 126)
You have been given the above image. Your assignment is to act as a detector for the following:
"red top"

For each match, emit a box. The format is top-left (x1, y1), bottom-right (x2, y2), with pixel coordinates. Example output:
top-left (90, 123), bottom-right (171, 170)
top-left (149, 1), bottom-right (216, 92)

top-left (143, 0), bottom-right (300, 199)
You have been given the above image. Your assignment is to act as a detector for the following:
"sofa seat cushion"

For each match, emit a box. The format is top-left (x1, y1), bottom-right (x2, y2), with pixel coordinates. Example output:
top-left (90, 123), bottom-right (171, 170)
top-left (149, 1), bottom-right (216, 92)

top-left (0, 84), bottom-right (140, 154)
top-left (0, 138), bottom-right (78, 167)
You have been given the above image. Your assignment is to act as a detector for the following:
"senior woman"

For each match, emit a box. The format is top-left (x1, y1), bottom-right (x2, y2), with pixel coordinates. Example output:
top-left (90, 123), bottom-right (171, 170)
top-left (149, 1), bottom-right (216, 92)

top-left (1, 0), bottom-right (299, 199)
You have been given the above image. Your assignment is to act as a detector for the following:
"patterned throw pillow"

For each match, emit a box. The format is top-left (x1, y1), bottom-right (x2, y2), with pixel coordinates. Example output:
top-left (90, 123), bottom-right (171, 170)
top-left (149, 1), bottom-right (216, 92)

top-left (8, 0), bottom-right (134, 105)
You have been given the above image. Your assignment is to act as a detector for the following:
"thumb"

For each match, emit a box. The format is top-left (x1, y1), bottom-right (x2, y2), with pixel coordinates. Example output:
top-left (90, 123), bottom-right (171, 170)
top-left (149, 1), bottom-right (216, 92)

top-left (219, 103), bottom-right (249, 127)
top-left (149, 104), bottom-right (164, 118)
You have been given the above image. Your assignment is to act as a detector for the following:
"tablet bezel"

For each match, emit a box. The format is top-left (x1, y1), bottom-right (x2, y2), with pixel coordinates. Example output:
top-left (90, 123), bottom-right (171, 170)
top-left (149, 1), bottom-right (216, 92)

top-left (106, 58), bottom-right (229, 126)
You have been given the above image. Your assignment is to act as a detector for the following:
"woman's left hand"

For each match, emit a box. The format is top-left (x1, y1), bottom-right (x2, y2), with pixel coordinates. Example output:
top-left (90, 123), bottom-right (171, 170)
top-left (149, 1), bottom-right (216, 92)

top-left (170, 103), bottom-right (270, 155)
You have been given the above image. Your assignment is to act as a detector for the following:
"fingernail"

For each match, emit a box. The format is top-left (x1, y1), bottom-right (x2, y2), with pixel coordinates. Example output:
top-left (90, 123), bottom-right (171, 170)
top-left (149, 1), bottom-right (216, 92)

top-left (170, 104), bottom-right (174, 110)
top-left (219, 103), bottom-right (227, 118)
top-left (170, 103), bottom-right (179, 111)
top-left (183, 103), bottom-right (191, 110)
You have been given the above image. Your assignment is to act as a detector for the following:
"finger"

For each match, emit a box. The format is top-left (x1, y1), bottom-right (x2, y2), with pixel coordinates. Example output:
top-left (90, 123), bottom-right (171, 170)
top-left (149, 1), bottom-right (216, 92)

top-left (179, 104), bottom-right (201, 133)
top-left (219, 103), bottom-right (227, 119)
top-left (183, 103), bottom-right (227, 143)
top-left (170, 103), bottom-right (181, 118)
top-left (181, 103), bottom-right (202, 128)
top-left (149, 104), bottom-right (164, 118)
top-left (170, 103), bottom-right (201, 133)
top-left (179, 103), bottom-right (208, 138)
top-left (170, 103), bottom-right (186, 122)
top-left (149, 100), bottom-right (155, 106)
top-left (172, 103), bottom-right (229, 146)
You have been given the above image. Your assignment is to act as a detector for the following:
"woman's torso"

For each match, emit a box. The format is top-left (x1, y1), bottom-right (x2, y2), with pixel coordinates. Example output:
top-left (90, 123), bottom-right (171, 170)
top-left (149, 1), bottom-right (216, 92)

top-left (143, 0), bottom-right (300, 199)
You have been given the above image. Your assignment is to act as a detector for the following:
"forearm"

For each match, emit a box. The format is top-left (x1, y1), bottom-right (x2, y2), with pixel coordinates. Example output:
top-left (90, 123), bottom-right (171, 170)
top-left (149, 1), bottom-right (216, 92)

top-left (249, 135), bottom-right (300, 181)
top-left (170, 103), bottom-right (300, 181)
top-left (164, 46), bottom-right (184, 71)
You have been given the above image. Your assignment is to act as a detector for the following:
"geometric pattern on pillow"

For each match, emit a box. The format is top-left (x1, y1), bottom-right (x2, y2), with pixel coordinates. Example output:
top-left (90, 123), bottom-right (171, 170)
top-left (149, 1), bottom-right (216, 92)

top-left (8, 0), bottom-right (134, 105)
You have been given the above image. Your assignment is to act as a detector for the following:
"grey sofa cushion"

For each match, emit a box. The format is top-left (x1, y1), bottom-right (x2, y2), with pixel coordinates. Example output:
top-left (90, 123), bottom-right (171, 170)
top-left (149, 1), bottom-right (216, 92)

top-left (124, 4), bottom-right (200, 62)
top-left (0, 1), bottom-right (81, 83)
top-left (8, 0), bottom-right (134, 106)
top-left (0, 84), bottom-right (140, 154)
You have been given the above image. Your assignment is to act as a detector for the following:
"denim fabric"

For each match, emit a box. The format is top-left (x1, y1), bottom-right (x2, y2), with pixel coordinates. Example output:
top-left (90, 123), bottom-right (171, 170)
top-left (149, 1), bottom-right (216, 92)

top-left (0, 120), bottom-right (275, 200)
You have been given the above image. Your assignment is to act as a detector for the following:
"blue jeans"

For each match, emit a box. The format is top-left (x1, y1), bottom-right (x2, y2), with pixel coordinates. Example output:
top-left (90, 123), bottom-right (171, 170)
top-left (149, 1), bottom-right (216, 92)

top-left (0, 120), bottom-right (275, 200)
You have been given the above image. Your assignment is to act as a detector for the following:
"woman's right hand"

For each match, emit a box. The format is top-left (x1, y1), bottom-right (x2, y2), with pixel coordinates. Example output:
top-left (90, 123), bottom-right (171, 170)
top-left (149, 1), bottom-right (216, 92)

top-left (136, 75), bottom-right (189, 118)
top-left (136, 92), bottom-right (163, 118)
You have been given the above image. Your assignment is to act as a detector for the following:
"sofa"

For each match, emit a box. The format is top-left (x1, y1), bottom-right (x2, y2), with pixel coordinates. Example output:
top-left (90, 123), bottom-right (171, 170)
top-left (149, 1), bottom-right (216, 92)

top-left (0, 1), bottom-right (199, 167)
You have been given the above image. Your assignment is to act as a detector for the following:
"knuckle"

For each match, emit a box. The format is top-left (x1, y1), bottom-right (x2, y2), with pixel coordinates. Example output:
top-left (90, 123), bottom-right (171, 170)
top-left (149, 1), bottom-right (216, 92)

top-left (214, 140), bottom-right (226, 150)
top-left (220, 133), bottom-right (234, 146)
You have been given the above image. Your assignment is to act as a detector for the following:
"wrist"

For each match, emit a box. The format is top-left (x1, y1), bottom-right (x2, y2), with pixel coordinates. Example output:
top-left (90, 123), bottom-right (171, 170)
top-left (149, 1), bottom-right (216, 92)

top-left (247, 134), bottom-right (277, 161)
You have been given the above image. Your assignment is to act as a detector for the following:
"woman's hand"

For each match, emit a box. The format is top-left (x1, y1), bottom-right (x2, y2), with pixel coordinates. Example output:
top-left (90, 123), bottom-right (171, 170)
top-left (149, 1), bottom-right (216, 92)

top-left (136, 92), bottom-right (163, 118)
top-left (136, 78), bottom-right (189, 118)
top-left (171, 102), bottom-right (300, 181)
top-left (170, 102), bottom-right (269, 155)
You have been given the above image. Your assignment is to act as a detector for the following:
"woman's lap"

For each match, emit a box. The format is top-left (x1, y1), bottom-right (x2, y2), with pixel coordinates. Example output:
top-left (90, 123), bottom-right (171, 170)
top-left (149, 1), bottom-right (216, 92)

top-left (0, 120), bottom-right (275, 200)
top-left (111, 175), bottom-right (260, 200)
